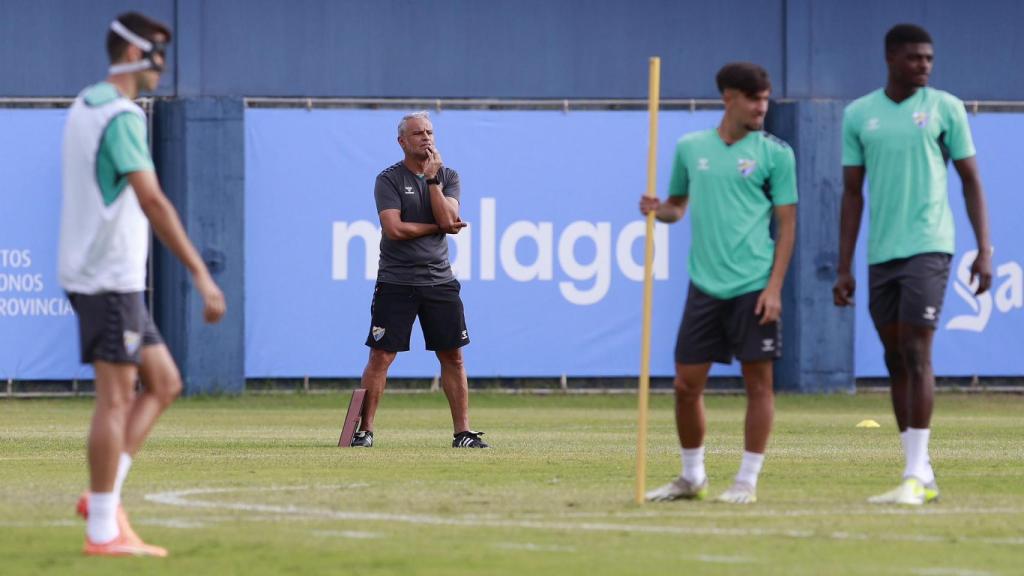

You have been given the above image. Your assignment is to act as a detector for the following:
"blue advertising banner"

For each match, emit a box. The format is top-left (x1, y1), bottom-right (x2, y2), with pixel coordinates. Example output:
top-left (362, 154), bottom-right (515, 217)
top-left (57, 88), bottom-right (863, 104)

top-left (245, 108), bottom-right (723, 378)
top-left (246, 108), bottom-right (1024, 379)
top-left (853, 114), bottom-right (1024, 377)
top-left (0, 109), bottom-right (93, 381)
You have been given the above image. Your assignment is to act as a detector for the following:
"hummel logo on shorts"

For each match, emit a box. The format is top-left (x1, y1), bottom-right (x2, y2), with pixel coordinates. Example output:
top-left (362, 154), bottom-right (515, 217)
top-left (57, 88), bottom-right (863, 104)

top-left (761, 339), bottom-right (775, 352)
top-left (923, 306), bottom-right (937, 321)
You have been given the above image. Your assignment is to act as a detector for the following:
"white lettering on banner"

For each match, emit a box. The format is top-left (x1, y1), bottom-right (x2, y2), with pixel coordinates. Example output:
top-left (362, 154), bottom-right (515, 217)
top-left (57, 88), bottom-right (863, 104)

top-left (0, 298), bottom-right (74, 317)
top-left (558, 221), bottom-right (611, 305)
top-left (0, 249), bottom-right (74, 317)
top-left (500, 221), bottom-right (554, 281)
top-left (0, 249), bottom-right (32, 268)
top-left (332, 222), bottom-right (380, 280)
top-left (945, 248), bottom-right (1023, 332)
top-left (0, 273), bottom-right (44, 293)
top-left (330, 197), bottom-right (671, 305)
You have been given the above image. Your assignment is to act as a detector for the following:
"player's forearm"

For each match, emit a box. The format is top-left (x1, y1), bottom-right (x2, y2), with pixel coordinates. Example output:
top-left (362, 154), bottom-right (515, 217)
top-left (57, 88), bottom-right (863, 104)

top-left (768, 211), bottom-right (796, 291)
top-left (836, 190), bottom-right (863, 275)
top-left (428, 185), bottom-right (456, 229)
top-left (138, 192), bottom-right (209, 280)
top-left (385, 221), bottom-right (441, 241)
top-left (962, 179), bottom-right (992, 253)
top-left (654, 201), bottom-right (685, 223)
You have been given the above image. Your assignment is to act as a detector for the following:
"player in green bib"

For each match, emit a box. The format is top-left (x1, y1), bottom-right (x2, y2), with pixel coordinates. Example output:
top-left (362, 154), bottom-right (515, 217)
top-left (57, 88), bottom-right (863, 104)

top-left (834, 24), bottom-right (993, 505)
top-left (641, 63), bottom-right (797, 505)
top-left (59, 13), bottom-right (226, 556)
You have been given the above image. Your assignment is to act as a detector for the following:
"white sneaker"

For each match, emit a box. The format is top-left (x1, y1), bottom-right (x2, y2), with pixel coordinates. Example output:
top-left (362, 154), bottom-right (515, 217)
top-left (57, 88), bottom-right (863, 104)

top-left (868, 477), bottom-right (926, 505)
top-left (645, 476), bottom-right (709, 502)
top-left (715, 481), bottom-right (757, 504)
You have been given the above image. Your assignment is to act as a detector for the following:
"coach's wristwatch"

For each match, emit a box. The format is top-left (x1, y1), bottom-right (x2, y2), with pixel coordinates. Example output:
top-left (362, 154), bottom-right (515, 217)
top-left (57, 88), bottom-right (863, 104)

top-left (425, 175), bottom-right (441, 186)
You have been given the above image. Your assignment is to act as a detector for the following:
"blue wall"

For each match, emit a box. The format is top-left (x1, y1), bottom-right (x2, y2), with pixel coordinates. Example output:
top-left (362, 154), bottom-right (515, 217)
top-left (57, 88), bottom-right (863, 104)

top-left (3, 0), bottom-right (1023, 100)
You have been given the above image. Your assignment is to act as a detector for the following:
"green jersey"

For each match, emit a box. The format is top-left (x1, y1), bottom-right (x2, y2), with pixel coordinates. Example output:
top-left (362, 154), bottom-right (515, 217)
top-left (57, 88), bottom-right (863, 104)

top-left (842, 87), bottom-right (975, 265)
top-left (668, 129), bottom-right (797, 299)
top-left (86, 83), bottom-right (154, 205)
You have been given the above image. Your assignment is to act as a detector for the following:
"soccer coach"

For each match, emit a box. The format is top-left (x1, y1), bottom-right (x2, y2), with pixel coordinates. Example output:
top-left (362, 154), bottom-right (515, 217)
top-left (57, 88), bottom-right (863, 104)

top-left (350, 112), bottom-right (489, 449)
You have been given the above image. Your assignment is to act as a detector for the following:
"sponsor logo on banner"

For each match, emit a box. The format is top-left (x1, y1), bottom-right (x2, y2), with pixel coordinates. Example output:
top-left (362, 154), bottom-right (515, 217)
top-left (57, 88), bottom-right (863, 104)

top-left (332, 197), bottom-right (672, 306)
top-left (945, 249), bottom-right (1023, 332)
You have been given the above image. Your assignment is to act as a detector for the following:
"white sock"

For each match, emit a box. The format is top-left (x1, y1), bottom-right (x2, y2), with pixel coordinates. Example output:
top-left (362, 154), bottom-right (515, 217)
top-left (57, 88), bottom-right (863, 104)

top-left (735, 451), bottom-right (765, 488)
top-left (113, 453), bottom-right (132, 497)
top-left (86, 492), bottom-right (120, 543)
top-left (903, 428), bottom-right (934, 483)
top-left (680, 446), bottom-right (706, 484)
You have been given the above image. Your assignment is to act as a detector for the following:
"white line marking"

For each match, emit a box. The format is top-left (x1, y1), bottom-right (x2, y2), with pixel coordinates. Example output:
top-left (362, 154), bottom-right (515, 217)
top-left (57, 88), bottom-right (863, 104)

top-left (546, 507), bottom-right (1024, 519)
top-left (0, 520), bottom-right (77, 528)
top-left (134, 518), bottom-right (209, 529)
top-left (144, 486), bottom-right (1024, 547)
top-left (312, 530), bottom-right (383, 540)
top-left (912, 569), bottom-right (996, 576)
top-left (694, 554), bottom-right (755, 564)
top-left (493, 543), bottom-right (576, 553)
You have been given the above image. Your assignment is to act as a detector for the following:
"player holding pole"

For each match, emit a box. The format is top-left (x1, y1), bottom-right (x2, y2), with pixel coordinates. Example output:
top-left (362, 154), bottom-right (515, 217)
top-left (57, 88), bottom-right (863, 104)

top-left (834, 24), bottom-right (992, 505)
top-left (641, 63), bottom-right (797, 505)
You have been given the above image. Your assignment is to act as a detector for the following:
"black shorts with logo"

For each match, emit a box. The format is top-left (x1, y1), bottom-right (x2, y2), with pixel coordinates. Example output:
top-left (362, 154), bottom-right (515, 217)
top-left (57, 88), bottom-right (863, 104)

top-left (364, 280), bottom-right (469, 352)
top-left (675, 282), bottom-right (781, 365)
top-left (66, 291), bottom-right (164, 365)
top-left (868, 252), bottom-right (952, 330)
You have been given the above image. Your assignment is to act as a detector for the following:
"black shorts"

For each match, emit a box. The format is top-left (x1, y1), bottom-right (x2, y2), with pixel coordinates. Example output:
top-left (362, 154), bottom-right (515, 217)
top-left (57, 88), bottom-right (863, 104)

top-left (675, 283), bottom-right (781, 365)
top-left (868, 252), bottom-right (952, 330)
top-left (364, 280), bottom-right (469, 352)
top-left (66, 291), bottom-right (164, 365)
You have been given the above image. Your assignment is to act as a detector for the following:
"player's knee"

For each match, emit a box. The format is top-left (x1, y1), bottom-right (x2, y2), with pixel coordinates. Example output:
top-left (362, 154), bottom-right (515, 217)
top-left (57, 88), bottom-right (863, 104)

top-left (155, 375), bottom-right (183, 406)
top-left (674, 378), bottom-right (703, 401)
top-left (96, 391), bottom-right (133, 415)
top-left (745, 377), bottom-right (774, 398)
top-left (368, 349), bottom-right (397, 371)
top-left (436, 349), bottom-right (464, 370)
top-left (899, 339), bottom-right (931, 377)
top-left (883, 348), bottom-right (904, 372)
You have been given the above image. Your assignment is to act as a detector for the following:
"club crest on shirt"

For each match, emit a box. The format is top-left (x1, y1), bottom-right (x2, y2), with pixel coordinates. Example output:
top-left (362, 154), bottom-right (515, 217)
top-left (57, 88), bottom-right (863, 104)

top-left (123, 330), bottom-right (141, 356)
top-left (737, 158), bottom-right (756, 177)
top-left (913, 112), bottom-right (929, 128)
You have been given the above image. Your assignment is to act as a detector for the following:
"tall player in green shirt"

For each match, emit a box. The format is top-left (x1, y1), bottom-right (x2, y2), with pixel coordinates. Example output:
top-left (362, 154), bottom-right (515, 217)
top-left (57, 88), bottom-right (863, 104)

top-left (641, 63), bottom-right (797, 504)
top-left (834, 24), bottom-right (993, 505)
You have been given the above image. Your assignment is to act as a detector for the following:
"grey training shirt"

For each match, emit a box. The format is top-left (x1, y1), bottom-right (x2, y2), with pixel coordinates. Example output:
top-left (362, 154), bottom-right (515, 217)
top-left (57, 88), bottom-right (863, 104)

top-left (374, 162), bottom-right (461, 285)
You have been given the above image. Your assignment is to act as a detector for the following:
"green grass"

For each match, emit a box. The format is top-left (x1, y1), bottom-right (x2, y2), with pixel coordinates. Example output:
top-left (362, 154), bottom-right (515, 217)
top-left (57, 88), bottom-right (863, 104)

top-left (1, 392), bottom-right (1022, 575)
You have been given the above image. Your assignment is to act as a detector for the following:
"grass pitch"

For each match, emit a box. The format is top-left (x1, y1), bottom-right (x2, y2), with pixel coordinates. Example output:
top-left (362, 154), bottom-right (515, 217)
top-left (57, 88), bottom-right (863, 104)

top-left (1, 392), bottom-right (1022, 575)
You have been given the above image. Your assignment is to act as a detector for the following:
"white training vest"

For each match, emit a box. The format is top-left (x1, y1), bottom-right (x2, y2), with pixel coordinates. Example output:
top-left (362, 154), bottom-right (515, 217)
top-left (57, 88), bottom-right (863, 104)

top-left (58, 89), bottom-right (150, 294)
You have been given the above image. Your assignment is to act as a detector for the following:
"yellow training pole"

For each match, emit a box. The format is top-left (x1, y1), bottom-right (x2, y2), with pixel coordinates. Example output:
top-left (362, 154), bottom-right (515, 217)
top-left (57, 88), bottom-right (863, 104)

top-left (635, 56), bottom-right (660, 505)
